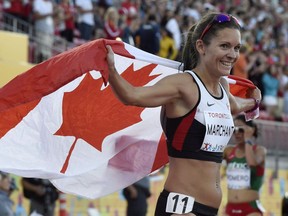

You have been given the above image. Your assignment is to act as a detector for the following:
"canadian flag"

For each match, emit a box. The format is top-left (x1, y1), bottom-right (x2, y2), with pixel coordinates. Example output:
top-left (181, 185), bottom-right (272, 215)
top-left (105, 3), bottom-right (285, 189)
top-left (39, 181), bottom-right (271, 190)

top-left (0, 39), bottom-right (255, 199)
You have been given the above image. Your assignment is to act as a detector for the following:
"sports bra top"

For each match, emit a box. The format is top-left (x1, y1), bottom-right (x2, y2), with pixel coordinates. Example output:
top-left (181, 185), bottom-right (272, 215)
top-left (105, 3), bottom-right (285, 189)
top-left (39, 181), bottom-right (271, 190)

top-left (226, 145), bottom-right (265, 191)
top-left (160, 71), bottom-right (235, 163)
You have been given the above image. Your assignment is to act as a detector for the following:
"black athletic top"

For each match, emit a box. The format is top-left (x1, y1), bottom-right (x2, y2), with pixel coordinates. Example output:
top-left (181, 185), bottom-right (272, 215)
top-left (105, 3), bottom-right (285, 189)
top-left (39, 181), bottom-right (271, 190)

top-left (160, 71), bottom-right (235, 163)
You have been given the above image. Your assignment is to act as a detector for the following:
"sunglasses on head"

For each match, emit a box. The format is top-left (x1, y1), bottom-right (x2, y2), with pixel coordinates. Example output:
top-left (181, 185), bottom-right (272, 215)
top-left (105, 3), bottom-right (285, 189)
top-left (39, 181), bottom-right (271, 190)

top-left (199, 14), bottom-right (240, 40)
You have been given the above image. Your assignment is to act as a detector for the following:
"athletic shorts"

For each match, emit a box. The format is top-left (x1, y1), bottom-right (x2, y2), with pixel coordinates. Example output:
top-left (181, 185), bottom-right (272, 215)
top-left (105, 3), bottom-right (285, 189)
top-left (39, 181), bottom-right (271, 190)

top-left (154, 189), bottom-right (218, 216)
top-left (225, 200), bottom-right (265, 216)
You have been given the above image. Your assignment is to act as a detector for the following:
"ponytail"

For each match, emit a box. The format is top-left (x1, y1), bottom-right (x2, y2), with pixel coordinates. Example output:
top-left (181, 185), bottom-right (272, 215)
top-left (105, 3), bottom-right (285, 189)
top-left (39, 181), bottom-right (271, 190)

top-left (182, 24), bottom-right (198, 70)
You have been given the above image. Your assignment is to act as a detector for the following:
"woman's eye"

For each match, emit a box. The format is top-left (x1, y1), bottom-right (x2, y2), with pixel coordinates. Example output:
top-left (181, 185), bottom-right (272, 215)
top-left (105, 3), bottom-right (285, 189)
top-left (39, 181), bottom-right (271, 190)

top-left (235, 46), bottom-right (241, 52)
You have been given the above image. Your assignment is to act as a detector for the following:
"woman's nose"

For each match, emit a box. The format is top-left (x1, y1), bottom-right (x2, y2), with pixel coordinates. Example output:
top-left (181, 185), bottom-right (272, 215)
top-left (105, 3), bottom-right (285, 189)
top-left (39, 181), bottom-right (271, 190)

top-left (227, 49), bottom-right (238, 59)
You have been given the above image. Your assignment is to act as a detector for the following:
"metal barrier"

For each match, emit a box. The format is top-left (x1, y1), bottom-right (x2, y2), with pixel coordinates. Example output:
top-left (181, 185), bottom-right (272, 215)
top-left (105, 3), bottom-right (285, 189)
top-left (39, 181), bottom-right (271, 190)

top-left (228, 119), bottom-right (288, 157)
top-left (254, 119), bottom-right (288, 155)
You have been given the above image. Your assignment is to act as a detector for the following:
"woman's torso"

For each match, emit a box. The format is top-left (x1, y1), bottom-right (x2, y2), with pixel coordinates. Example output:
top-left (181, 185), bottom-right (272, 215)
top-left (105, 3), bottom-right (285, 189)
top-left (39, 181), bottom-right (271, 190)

top-left (165, 158), bottom-right (222, 208)
top-left (225, 145), bottom-right (264, 203)
top-left (161, 71), bottom-right (234, 208)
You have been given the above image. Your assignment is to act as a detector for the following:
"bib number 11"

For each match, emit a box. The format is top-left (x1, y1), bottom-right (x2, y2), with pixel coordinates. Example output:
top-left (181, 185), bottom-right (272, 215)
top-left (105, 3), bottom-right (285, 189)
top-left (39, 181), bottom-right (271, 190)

top-left (166, 192), bottom-right (195, 214)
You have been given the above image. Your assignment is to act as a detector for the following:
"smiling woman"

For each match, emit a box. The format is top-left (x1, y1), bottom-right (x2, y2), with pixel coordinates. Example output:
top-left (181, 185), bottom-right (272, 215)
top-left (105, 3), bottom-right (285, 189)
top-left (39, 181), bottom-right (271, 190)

top-left (106, 12), bottom-right (262, 216)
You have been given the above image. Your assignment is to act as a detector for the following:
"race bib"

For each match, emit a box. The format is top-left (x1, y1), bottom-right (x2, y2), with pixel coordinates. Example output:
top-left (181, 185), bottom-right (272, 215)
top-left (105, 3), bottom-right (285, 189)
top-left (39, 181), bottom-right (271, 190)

top-left (201, 111), bottom-right (234, 152)
top-left (166, 192), bottom-right (195, 214)
top-left (226, 164), bottom-right (251, 189)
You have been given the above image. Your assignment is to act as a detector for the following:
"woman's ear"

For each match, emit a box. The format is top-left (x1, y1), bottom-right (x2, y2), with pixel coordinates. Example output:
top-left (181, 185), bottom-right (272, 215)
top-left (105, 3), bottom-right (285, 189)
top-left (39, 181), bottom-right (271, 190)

top-left (195, 39), bottom-right (206, 55)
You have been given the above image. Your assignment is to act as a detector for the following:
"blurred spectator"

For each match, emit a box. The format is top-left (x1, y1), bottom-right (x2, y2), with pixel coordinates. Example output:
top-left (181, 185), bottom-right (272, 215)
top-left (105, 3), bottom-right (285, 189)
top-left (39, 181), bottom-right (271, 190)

top-left (121, 0), bottom-right (138, 26)
top-left (158, 26), bottom-right (178, 60)
top-left (3, 0), bottom-right (23, 19)
top-left (97, 0), bottom-right (113, 10)
top-left (182, 1), bottom-right (202, 22)
top-left (118, 7), bottom-right (139, 45)
top-left (22, 178), bottom-right (59, 216)
top-left (261, 60), bottom-right (280, 117)
top-left (0, 0), bottom-right (4, 23)
top-left (33, 0), bottom-right (56, 63)
top-left (162, 6), bottom-right (182, 52)
top-left (248, 49), bottom-right (267, 97)
top-left (134, 14), bottom-right (160, 55)
top-left (58, 0), bottom-right (76, 42)
top-left (3, 0), bottom-right (25, 31)
top-left (232, 46), bottom-right (249, 79)
top-left (103, 6), bottom-right (122, 40)
top-left (281, 65), bottom-right (288, 115)
top-left (75, 0), bottom-right (95, 41)
top-left (123, 176), bottom-right (151, 216)
top-left (0, 172), bottom-right (14, 216)
top-left (92, 3), bottom-right (106, 40)
top-left (22, 0), bottom-right (33, 23)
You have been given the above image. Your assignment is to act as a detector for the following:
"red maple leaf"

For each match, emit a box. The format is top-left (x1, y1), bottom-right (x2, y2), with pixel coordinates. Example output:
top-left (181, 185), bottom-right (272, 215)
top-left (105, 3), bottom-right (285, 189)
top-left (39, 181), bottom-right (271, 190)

top-left (55, 63), bottom-right (159, 173)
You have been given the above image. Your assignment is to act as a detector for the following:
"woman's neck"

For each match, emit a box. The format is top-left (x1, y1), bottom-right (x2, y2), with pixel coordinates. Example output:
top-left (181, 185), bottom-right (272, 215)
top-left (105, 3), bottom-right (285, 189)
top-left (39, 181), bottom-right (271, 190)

top-left (193, 69), bottom-right (221, 96)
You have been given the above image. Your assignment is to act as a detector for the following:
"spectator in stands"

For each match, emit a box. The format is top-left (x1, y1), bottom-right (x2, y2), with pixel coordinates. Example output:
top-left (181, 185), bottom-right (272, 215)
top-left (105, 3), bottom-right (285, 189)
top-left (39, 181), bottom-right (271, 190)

top-left (33, 0), bottom-right (56, 63)
top-left (22, 0), bottom-right (33, 23)
top-left (118, 6), bottom-right (138, 45)
top-left (59, 0), bottom-right (76, 42)
top-left (3, 0), bottom-right (23, 20)
top-left (223, 114), bottom-right (267, 215)
top-left (261, 60), bottom-right (280, 118)
top-left (123, 176), bottom-right (151, 216)
top-left (232, 46), bottom-right (249, 79)
top-left (158, 26), bottom-right (178, 60)
top-left (75, 0), bottom-right (95, 41)
top-left (22, 178), bottom-right (59, 216)
top-left (247, 49), bottom-right (267, 99)
top-left (0, 0), bottom-right (4, 25)
top-left (134, 14), bottom-right (160, 55)
top-left (162, 6), bottom-right (182, 53)
top-left (282, 66), bottom-right (288, 116)
top-left (0, 172), bottom-right (14, 216)
top-left (103, 6), bottom-right (122, 40)
top-left (121, 0), bottom-right (138, 26)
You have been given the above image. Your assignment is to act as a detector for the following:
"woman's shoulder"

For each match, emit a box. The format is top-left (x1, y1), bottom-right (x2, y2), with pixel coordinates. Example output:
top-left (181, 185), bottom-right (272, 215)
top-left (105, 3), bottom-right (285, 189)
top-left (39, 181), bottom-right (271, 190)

top-left (255, 145), bottom-right (267, 155)
top-left (165, 71), bottom-right (195, 82)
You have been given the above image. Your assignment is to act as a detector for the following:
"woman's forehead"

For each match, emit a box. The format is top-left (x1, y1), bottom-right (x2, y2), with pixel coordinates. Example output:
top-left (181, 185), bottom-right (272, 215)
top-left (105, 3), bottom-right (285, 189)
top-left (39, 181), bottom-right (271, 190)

top-left (213, 28), bottom-right (241, 43)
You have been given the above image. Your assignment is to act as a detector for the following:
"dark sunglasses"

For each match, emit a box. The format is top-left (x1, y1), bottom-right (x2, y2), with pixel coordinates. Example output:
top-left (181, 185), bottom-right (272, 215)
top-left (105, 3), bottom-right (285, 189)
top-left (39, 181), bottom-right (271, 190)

top-left (199, 14), bottom-right (240, 40)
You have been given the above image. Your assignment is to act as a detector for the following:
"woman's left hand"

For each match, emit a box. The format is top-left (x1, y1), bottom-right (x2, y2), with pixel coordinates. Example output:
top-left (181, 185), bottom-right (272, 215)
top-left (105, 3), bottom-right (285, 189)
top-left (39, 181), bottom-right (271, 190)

top-left (246, 87), bottom-right (262, 101)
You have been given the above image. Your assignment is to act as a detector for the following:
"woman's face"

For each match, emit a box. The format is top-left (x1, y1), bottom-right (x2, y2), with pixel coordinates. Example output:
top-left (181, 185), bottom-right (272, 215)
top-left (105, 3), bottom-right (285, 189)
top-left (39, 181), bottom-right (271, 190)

top-left (233, 119), bottom-right (255, 145)
top-left (203, 28), bottom-right (241, 76)
top-left (233, 119), bottom-right (246, 144)
top-left (0, 174), bottom-right (11, 192)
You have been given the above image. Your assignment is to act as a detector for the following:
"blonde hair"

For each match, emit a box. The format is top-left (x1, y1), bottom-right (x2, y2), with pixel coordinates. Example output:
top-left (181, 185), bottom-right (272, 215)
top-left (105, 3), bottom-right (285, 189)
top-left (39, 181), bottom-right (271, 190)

top-left (104, 7), bottom-right (119, 25)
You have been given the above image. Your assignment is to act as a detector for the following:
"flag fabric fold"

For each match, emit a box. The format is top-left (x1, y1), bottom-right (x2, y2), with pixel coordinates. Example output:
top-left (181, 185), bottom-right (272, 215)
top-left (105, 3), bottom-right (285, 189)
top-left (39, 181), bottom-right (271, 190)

top-left (0, 39), bottom-right (256, 199)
